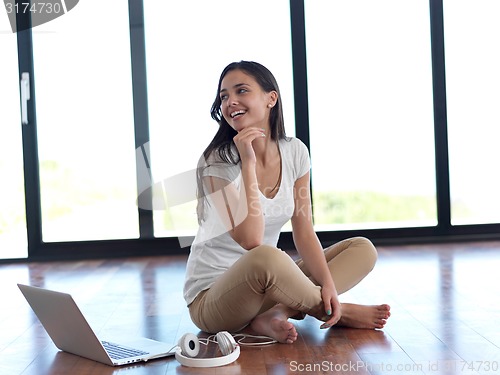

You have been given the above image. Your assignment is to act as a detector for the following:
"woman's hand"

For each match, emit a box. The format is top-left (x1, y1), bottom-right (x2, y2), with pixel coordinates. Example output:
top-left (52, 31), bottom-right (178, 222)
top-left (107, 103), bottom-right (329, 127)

top-left (233, 127), bottom-right (266, 164)
top-left (319, 284), bottom-right (342, 329)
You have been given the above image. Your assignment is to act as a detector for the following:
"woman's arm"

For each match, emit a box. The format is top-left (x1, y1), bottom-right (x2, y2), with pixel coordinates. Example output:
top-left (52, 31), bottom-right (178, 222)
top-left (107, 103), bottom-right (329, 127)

top-left (204, 168), bottom-right (264, 250)
top-left (202, 128), bottom-right (266, 250)
top-left (291, 172), bottom-right (341, 326)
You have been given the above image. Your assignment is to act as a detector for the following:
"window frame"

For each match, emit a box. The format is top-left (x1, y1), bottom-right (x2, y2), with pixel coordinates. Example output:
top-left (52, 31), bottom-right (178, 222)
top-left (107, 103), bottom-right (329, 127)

top-left (4, 0), bottom-right (500, 263)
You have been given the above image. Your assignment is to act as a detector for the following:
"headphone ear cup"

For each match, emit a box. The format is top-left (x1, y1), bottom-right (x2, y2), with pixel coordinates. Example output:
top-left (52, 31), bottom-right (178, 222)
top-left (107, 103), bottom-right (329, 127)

top-left (175, 331), bottom-right (240, 368)
top-left (178, 333), bottom-right (200, 357)
top-left (216, 331), bottom-right (237, 356)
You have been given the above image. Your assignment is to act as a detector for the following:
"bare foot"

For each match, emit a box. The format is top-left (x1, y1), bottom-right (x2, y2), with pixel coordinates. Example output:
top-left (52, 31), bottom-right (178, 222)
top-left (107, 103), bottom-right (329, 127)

top-left (249, 305), bottom-right (299, 344)
top-left (336, 303), bottom-right (391, 329)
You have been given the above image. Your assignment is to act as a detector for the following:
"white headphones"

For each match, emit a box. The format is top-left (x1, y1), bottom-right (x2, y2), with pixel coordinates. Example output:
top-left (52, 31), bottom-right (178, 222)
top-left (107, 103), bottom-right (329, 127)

top-left (175, 331), bottom-right (240, 368)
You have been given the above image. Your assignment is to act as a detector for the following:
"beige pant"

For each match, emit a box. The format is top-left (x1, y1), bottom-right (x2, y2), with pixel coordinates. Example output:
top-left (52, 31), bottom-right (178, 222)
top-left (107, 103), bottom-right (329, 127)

top-left (188, 237), bottom-right (377, 333)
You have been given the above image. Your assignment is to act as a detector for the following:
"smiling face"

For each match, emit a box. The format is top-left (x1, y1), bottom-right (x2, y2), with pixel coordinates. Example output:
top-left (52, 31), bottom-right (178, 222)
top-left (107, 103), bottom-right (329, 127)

top-left (219, 69), bottom-right (277, 133)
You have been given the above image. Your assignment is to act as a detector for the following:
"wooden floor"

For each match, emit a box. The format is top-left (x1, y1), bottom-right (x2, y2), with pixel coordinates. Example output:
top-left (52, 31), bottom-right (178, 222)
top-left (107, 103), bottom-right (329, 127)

top-left (2, 241), bottom-right (500, 375)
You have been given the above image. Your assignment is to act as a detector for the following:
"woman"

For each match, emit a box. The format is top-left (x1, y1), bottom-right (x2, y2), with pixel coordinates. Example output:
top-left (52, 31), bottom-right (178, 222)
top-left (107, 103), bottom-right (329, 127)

top-left (183, 61), bottom-right (390, 344)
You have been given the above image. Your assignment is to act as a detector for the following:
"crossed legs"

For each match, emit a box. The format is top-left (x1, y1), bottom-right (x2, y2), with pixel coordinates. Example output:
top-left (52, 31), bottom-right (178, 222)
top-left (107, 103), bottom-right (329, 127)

top-left (188, 237), bottom-right (390, 343)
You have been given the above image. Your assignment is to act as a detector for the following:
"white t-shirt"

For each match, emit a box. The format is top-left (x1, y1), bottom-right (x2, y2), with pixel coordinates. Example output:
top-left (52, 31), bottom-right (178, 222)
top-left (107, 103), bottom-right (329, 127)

top-left (183, 137), bottom-right (311, 305)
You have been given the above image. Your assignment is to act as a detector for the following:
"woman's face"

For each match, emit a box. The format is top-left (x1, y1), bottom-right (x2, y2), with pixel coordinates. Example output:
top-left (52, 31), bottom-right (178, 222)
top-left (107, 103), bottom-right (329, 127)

top-left (219, 69), bottom-right (276, 133)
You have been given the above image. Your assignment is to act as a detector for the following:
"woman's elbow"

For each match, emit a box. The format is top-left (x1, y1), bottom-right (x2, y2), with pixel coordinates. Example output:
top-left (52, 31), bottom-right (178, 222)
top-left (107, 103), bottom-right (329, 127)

top-left (240, 239), bottom-right (263, 250)
top-left (233, 232), bottom-right (263, 250)
top-left (230, 220), bottom-right (264, 250)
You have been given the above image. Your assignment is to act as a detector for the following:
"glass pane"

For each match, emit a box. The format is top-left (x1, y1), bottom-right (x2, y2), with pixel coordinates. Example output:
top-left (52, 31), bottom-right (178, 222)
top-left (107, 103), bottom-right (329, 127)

top-left (444, 0), bottom-right (500, 225)
top-left (144, 0), bottom-right (294, 240)
top-left (305, 0), bottom-right (437, 231)
top-left (0, 18), bottom-right (28, 259)
top-left (32, 1), bottom-right (139, 242)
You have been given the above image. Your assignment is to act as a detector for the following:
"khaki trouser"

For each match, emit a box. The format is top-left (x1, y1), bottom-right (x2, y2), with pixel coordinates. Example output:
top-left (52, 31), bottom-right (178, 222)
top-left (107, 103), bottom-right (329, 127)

top-left (188, 237), bottom-right (377, 333)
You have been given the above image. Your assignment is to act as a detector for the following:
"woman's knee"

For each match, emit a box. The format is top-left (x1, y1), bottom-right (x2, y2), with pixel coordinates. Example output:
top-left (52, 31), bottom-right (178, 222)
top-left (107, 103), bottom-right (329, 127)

top-left (350, 236), bottom-right (378, 271)
top-left (244, 245), bottom-right (290, 272)
top-left (238, 245), bottom-right (299, 282)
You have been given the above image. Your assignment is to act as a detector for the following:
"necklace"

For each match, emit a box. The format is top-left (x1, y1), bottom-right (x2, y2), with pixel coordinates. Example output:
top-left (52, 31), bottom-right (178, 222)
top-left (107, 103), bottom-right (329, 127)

top-left (268, 143), bottom-right (282, 195)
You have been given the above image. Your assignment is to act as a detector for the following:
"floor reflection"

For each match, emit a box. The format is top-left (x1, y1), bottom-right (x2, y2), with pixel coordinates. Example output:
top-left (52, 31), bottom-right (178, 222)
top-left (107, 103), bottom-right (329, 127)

top-left (4, 242), bottom-right (500, 374)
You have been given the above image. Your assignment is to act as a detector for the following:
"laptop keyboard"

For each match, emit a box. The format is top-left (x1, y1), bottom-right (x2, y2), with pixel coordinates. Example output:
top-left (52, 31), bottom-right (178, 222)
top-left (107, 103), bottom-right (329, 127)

top-left (102, 341), bottom-right (149, 360)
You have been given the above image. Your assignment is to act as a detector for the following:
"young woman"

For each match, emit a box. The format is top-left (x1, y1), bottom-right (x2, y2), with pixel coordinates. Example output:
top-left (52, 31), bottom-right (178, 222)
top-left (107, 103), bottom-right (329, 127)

top-left (183, 61), bottom-right (390, 344)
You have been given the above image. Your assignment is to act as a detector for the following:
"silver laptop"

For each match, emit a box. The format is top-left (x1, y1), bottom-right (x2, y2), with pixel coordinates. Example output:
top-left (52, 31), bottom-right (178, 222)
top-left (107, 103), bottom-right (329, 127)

top-left (18, 283), bottom-right (176, 366)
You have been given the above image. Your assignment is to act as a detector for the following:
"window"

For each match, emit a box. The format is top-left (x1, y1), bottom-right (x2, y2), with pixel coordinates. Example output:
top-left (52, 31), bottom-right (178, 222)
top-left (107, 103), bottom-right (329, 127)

top-left (32, 0), bottom-right (139, 242)
top-left (305, 0), bottom-right (437, 231)
top-left (144, 0), bottom-right (294, 240)
top-left (443, 0), bottom-right (500, 225)
top-left (0, 16), bottom-right (28, 259)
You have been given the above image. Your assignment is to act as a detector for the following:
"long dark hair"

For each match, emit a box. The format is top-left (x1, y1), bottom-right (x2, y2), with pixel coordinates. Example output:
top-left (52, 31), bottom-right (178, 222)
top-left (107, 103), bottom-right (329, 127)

top-left (196, 61), bottom-right (288, 223)
top-left (204, 60), bottom-right (287, 164)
